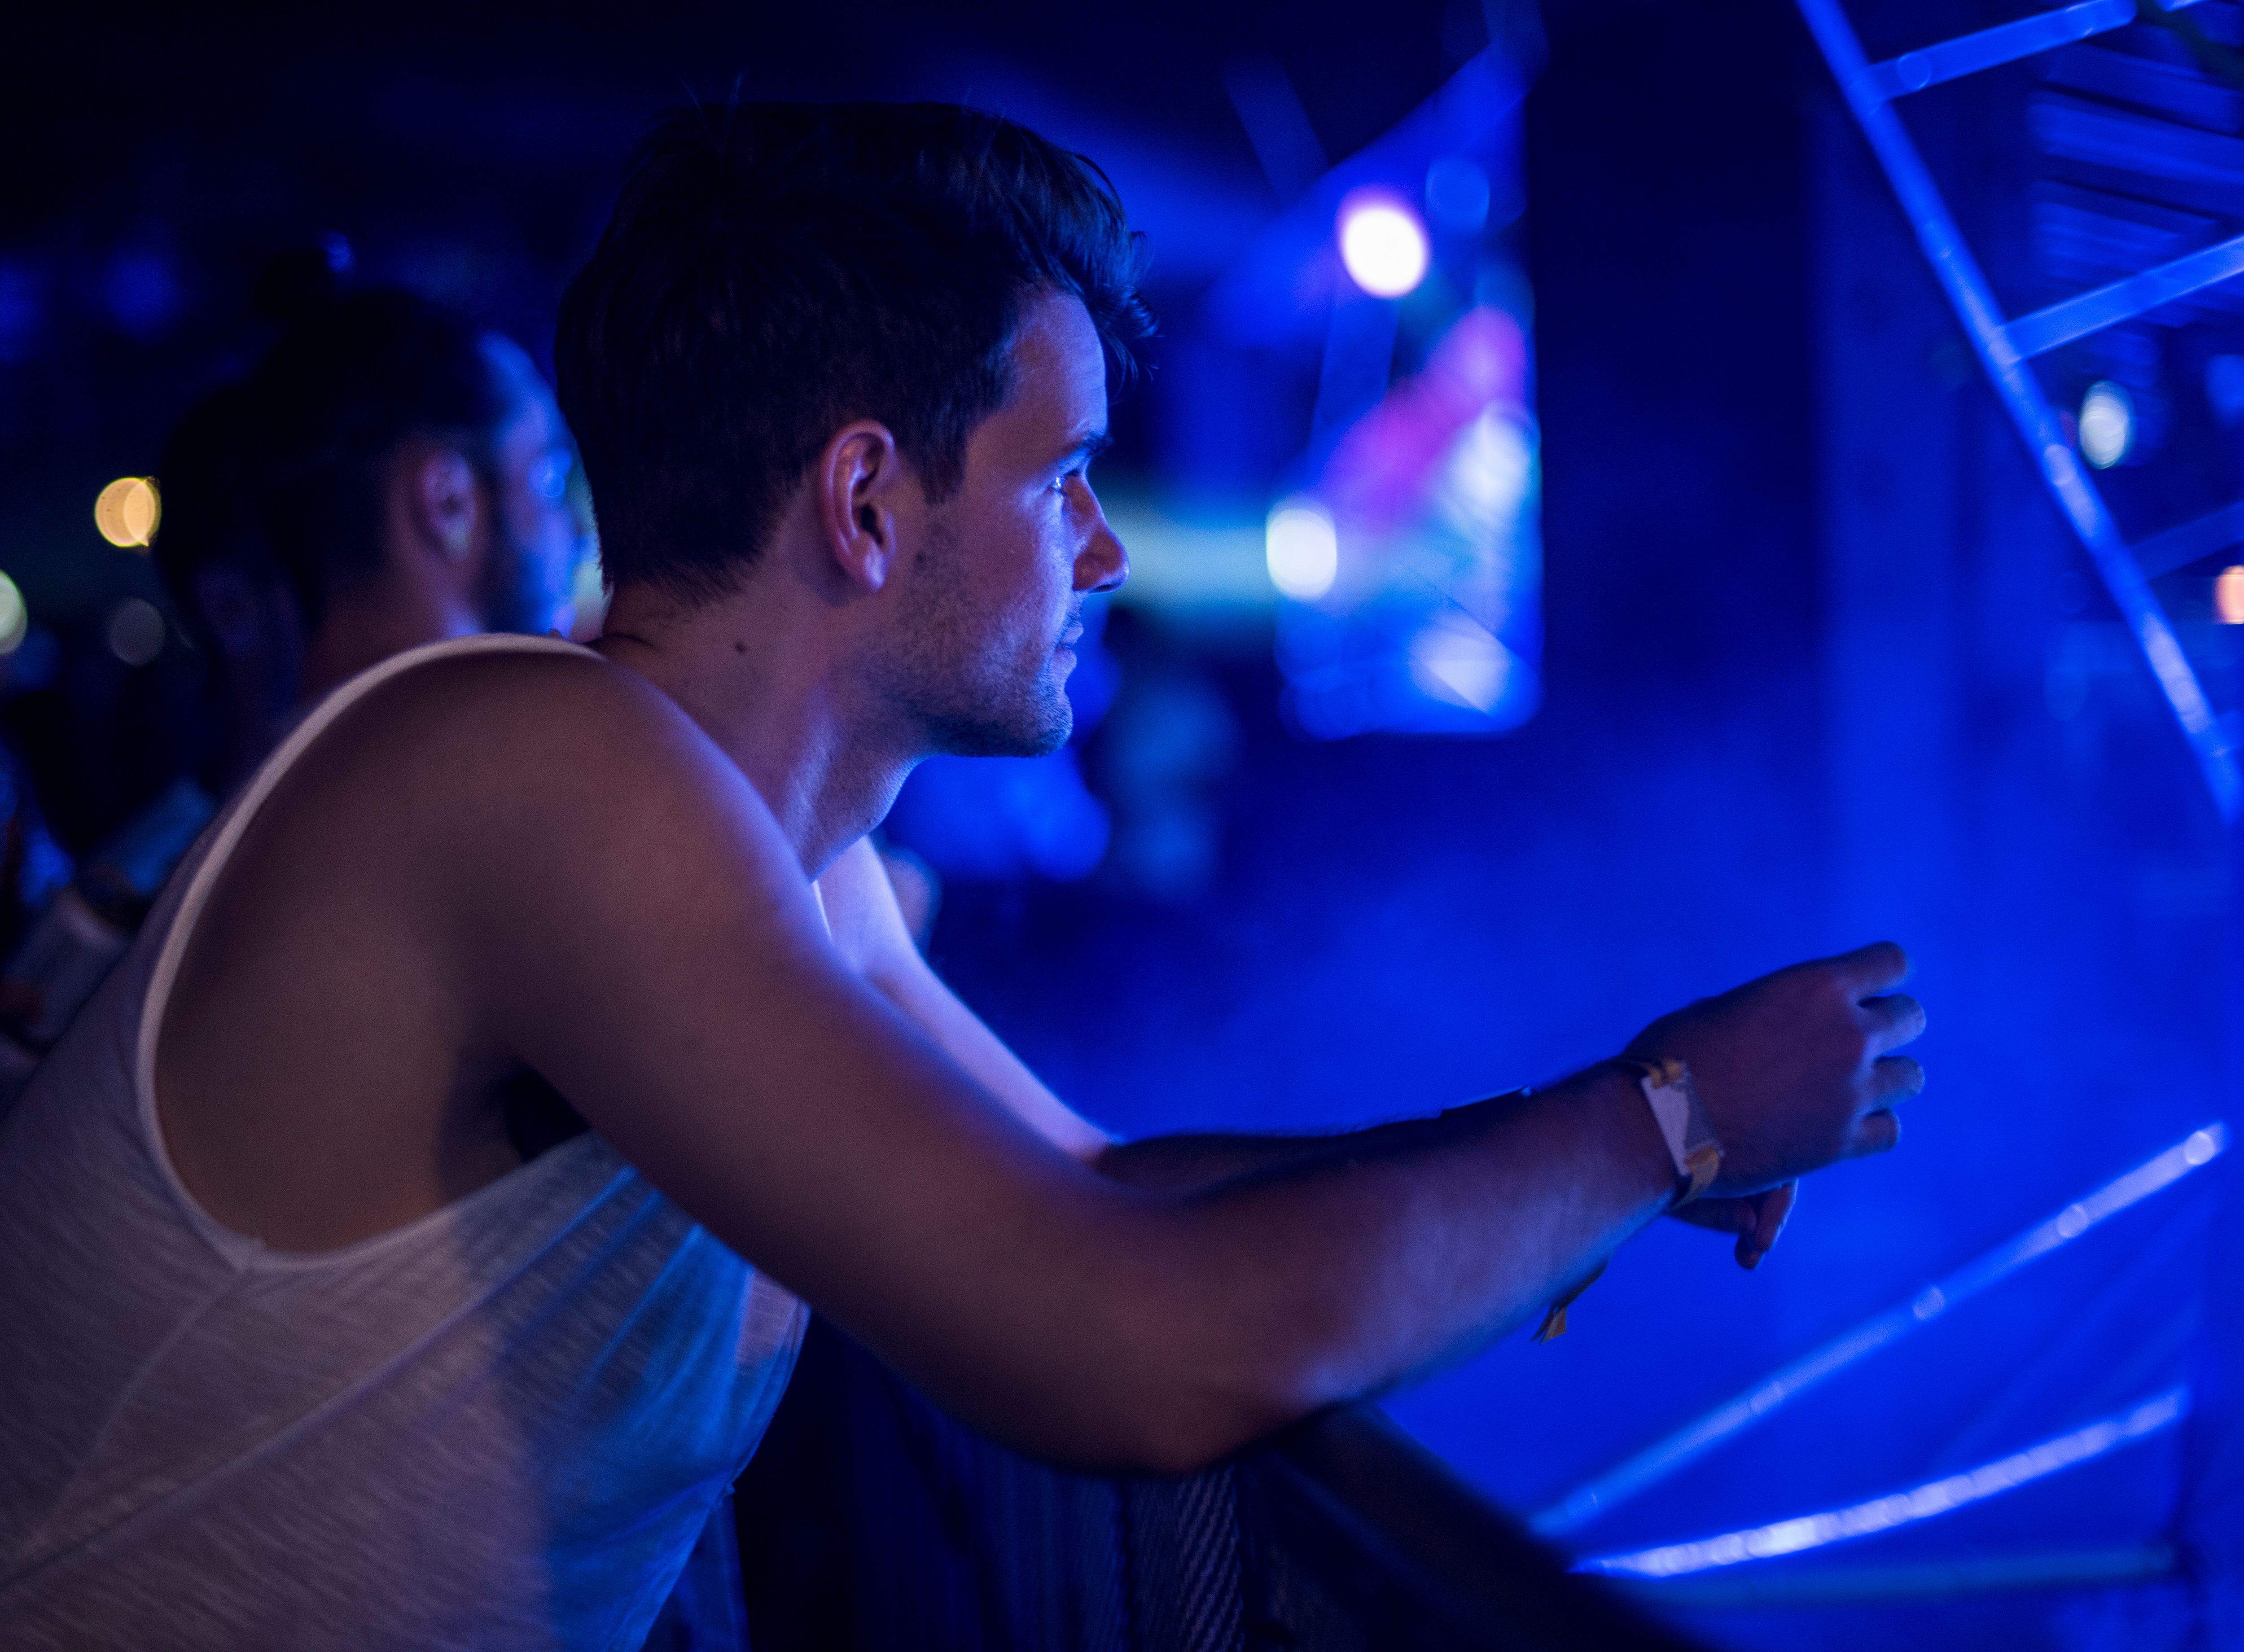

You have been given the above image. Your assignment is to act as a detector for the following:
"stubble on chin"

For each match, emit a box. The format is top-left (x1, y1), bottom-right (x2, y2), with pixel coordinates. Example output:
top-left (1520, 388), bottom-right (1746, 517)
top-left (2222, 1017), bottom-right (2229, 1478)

top-left (921, 665), bottom-right (1074, 759)
top-left (884, 517), bottom-right (1074, 760)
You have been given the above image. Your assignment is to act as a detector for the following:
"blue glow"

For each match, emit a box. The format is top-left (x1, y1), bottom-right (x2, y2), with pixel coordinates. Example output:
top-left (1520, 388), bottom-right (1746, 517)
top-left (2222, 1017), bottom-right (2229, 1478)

top-left (2005, 229), bottom-right (2244, 360)
top-left (1279, 306), bottom-right (1542, 737)
top-left (1534, 1125), bottom-right (2226, 1535)
top-left (1580, 1388), bottom-right (2189, 1580)
top-left (103, 249), bottom-right (181, 340)
top-left (0, 261), bottom-right (41, 366)
top-left (2025, 98), bottom-right (2244, 196)
top-left (1857, 0), bottom-right (2135, 103)
top-left (1424, 156), bottom-right (1492, 234)
top-left (2133, 501), bottom-right (2244, 578)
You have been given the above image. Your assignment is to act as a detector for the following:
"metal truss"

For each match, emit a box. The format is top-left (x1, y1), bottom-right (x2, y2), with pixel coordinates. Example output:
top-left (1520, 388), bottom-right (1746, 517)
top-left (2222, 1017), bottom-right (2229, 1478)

top-left (1534, 1123), bottom-right (2225, 1538)
top-left (1797, 0), bottom-right (2244, 821)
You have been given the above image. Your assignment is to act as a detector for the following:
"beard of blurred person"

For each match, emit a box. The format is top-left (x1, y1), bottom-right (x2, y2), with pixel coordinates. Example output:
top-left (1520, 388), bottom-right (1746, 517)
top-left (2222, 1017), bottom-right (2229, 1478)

top-left (473, 336), bottom-right (588, 642)
top-left (302, 337), bottom-right (583, 701)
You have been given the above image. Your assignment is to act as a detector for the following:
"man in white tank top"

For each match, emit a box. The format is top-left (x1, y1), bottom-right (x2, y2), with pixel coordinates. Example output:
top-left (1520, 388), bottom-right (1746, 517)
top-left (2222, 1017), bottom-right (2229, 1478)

top-left (0, 102), bottom-right (1927, 1649)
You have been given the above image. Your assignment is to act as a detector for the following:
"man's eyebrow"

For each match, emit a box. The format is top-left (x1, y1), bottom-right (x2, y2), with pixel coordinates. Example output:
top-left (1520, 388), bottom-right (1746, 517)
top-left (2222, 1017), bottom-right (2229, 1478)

top-left (1061, 430), bottom-right (1113, 467)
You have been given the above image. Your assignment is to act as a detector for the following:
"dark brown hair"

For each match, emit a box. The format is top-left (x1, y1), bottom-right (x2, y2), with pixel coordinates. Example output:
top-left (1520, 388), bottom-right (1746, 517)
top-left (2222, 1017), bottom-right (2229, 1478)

top-left (555, 100), bottom-right (1153, 603)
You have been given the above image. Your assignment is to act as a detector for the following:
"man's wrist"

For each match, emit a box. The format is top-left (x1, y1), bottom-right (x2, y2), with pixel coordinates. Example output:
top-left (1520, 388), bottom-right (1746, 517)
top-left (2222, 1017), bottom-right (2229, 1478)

top-left (1618, 1056), bottom-right (1722, 1208)
top-left (1523, 1062), bottom-right (1677, 1341)
top-left (1565, 1059), bottom-right (1696, 1213)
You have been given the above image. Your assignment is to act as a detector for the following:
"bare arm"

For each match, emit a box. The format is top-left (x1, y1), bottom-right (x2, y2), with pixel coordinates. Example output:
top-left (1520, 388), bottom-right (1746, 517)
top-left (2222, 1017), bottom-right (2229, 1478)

top-left (815, 837), bottom-right (1112, 1159)
top-left (430, 662), bottom-right (1919, 1474)
top-left (818, 840), bottom-right (1804, 1265)
top-left (820, 840), bottom-right (1430, 1192)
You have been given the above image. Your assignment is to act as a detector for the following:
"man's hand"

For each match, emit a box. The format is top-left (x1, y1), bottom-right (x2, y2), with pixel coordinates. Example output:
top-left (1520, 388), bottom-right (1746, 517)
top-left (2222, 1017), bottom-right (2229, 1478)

top-left (1626, 941), bottom-right (1924, 1200)
top-left (1672, 1182), bottom-right (1799, 1269)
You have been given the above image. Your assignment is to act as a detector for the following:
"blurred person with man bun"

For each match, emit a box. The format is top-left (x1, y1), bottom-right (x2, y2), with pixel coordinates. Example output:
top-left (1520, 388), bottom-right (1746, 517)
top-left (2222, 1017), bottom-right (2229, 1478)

top-left (0, 276), bottom-right (587, 1090)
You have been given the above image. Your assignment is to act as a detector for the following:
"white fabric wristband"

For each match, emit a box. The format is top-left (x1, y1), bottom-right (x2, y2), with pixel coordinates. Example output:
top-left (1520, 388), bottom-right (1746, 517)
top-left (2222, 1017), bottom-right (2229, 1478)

top-left (1630, 1057), bottom-right (1721, 1207)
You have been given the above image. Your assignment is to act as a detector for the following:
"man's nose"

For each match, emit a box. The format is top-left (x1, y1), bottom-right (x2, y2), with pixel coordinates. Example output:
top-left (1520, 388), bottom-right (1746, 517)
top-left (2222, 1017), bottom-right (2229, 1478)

top-left (1075, 513), bottom-right (1128, 596)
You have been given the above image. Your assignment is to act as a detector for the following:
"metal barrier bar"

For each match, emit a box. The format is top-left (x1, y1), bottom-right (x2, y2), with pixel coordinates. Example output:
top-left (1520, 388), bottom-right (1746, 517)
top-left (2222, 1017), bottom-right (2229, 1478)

top-left (1532, 1125), bottom-right (2226, 1536)
top-left (1578, 1387), bottom-right (2187, 1580)
top-left (1857, 0), bottom-right (2135, 103)
top-left (1604, 1543), bottom-right (2175, 1608)
top-left (1794, 0), bottom-right (2242, 819)
top-left (2136, 501), bottom-right (2244, 578)
top-left (2005, 229), bottom-right (2244, 358)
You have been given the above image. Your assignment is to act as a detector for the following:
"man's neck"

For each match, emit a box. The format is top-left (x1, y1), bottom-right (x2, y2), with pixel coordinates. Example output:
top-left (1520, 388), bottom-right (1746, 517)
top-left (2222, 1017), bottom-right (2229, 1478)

top-left (594, 582), bottom-right (913, 878)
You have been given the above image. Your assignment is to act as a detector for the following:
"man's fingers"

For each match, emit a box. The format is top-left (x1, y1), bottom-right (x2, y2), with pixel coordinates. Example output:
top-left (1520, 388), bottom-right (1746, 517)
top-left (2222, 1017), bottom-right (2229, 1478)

top-left (1862, 992), bottom-right (1926, 1050)
top-left (1736, 1182), bottom-right (1799, 1269)
top-left (1673, 1184), bottom-right (1803, 1271)
top-left (1830, 940), bottom-right (1910, 995)
top-left (1846, 1108), bottom-right (1902, 1157)
top-left (1871, 1053), bottom-right (1924, 1104)
top-left (1755, 1181), bottom-right (1798, 1245)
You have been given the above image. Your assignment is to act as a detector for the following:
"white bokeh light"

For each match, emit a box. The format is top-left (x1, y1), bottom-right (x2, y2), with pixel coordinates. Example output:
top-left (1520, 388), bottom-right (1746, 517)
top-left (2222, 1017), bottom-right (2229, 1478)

top-left (0, 573), bottom-right (26, 656)
top-left (1337, 190), bottom-right (1430, 299)
top-left (1265, 499), bottom-right (1339, 600)
top-left (2078, 381), bottom-right (2132, 469)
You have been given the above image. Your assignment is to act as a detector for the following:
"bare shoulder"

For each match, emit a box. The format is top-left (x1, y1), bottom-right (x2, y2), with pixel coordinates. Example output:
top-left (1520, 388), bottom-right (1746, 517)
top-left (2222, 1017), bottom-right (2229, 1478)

top-left (321, 644), bottom-right (723, 798)
top-left (291, 644), bottom-right (797, 892)
top-left (154, 644), bottom-right (822, 1252)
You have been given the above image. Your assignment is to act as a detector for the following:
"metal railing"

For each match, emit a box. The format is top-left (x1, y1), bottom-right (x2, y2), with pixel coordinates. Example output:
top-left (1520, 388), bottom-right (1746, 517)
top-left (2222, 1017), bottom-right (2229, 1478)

top-left (731, 1318), bottom-right (1709, 1652)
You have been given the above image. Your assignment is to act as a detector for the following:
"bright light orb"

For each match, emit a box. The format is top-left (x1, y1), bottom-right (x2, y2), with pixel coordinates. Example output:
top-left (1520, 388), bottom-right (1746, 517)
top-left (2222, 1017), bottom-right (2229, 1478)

top-left (0, 573), bottom-right (26, 656)
top-left (2078, 382), bottom-right (2132, 469)
top-left (1337, 189), bottom-right (1430, 299)
top-left (1265, 499), bottom-right (1339, 600)
top-left (94, 476), bottom-right (162, 549)
top-left (2218, 565), bottom-right (2244, 626)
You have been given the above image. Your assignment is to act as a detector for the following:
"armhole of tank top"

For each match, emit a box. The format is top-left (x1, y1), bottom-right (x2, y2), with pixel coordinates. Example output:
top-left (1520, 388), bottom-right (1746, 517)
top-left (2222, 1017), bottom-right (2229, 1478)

top-left (132, 632), bottom-right (597, 1254)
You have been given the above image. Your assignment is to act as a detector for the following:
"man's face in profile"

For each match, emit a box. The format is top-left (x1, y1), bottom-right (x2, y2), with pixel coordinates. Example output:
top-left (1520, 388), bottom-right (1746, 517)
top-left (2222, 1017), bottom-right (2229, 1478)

top-left (881, 291), bottom-right (1128, 759)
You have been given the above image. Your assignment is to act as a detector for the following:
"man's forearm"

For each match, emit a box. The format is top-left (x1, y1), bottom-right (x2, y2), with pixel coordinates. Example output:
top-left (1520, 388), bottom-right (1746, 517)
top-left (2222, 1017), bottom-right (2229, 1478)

top-left (1102, 1061), bottom-right (1679, 1468)
top-left (1091, 1095), bottom-right (1532, 1193)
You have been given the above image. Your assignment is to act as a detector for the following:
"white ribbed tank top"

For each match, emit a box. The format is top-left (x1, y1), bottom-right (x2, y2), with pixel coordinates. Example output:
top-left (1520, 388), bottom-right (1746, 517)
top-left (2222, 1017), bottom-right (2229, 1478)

top-left (0, 634), bottom-right (807, 1651)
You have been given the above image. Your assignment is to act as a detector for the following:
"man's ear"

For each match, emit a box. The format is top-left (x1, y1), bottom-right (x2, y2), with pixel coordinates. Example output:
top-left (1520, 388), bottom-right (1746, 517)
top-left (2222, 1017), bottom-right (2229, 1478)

top-left (817, 421), bottom-right (911, 593)
top-left (405, 447), bottom-right (482, 564)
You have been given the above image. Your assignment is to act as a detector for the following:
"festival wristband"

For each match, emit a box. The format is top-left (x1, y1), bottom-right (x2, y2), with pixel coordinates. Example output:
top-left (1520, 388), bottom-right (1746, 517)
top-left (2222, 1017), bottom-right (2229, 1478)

top-left (1532, 1058), bottom-right (1723, 1343)
top-left (1628, 1056), bottom-right (1722, 1209)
